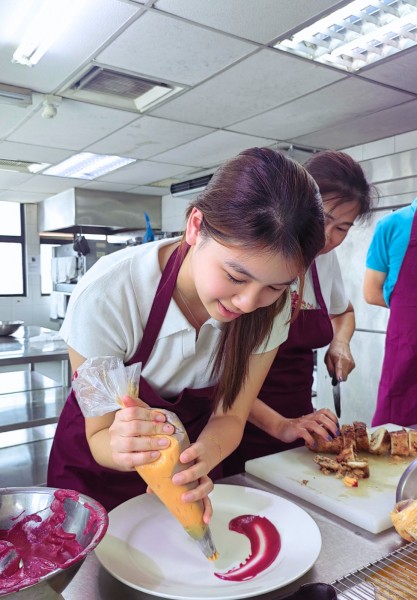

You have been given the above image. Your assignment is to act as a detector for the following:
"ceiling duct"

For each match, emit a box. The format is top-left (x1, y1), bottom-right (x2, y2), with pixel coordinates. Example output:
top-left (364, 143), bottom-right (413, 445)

top-left (64, 66), bottom-right (183, 112)
top-left (170, 174), bottom-right (213, 198)
top-left (38, 188), bottom-right (161, 235)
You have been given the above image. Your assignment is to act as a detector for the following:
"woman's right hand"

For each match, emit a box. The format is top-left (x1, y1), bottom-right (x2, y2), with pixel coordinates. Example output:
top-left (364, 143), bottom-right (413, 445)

top-left (108, 395), bottom-right (175, 471)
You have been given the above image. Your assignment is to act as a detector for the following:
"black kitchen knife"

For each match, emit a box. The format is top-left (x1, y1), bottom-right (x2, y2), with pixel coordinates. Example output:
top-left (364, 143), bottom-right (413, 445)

top-left (332, 375), bottom-right (341, 418)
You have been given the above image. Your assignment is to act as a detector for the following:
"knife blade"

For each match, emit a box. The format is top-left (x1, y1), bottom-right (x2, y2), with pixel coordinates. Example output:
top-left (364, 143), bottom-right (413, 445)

top-left (332, 375), bottom-right (341, 418)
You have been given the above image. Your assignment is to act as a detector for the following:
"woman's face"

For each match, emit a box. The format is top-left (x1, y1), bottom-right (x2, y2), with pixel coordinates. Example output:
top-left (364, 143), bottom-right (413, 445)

top-left (320, 195), bottom-right (361, 255)
top-left (186, 210), bottom-right (300, 322)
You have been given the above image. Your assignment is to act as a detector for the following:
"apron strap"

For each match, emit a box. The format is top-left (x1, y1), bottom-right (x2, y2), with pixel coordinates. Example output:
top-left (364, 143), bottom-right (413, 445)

top-left (126, 243), bottom-right (189, 367)
top-left (311, 260), bottom-right (329, 315)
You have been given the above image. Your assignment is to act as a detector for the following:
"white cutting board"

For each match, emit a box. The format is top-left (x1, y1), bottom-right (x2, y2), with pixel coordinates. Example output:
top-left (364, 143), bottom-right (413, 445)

top-left (245, 424), bottom-right (415, 534)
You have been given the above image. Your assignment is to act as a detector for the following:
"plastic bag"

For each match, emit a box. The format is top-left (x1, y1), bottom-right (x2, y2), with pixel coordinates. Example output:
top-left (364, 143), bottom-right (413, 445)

top-left (72, 356), bottom-right (142, 417)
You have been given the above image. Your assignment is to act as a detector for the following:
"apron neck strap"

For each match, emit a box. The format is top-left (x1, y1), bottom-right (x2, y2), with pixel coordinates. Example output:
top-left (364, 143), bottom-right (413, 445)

top-left (125, 243), bottom-right (190, 367)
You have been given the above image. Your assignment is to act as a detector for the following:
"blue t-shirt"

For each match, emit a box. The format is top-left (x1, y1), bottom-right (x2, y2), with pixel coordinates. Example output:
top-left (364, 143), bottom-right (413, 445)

top-left (366, 198), bottom-right (417, 306)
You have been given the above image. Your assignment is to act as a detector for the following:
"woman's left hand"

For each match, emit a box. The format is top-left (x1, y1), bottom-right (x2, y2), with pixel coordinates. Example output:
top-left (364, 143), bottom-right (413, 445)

top-left (170, 439), bottom-right (218, 524)
top-left (324, 339), bottom-right (355, 382)
top-left (274, 409), bottom-right (339, 448)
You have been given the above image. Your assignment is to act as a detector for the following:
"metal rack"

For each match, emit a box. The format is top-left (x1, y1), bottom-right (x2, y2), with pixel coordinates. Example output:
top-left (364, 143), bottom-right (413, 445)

top-left (333, 542), bottom-right (417, 599)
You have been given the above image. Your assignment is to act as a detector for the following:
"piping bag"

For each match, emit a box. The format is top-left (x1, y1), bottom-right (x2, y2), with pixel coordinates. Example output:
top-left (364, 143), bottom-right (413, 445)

top-left (73, 356), bottom-right (218, 561)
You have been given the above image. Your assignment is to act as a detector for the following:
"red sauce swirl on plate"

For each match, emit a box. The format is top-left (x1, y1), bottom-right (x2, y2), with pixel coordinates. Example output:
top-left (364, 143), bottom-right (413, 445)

top-left (214, 514), bottom-right (281, 582)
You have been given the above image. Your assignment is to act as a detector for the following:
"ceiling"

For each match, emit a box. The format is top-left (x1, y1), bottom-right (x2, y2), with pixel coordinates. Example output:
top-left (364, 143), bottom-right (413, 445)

top-left (1, 0), bottom-right (417, 204)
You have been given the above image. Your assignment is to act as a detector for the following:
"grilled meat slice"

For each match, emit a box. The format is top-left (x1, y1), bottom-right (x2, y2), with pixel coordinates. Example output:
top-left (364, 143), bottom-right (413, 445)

top-left (390, 428), bottom-right (410, 456)
top-left (369, 427), bottom-right (391, 455)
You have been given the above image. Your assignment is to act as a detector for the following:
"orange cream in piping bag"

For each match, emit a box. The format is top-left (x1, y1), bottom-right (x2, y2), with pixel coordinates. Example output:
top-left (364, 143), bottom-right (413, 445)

top-left (133, 409), bottom-right (218, 561)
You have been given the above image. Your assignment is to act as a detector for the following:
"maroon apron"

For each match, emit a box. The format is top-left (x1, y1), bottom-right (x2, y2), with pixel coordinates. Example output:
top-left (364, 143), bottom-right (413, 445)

top-left (47, 245), bottom-right (220, 511)
top-left (222, 261), bottom-right (334, 475)
top-left (372, 208), bottom-right (417, 427)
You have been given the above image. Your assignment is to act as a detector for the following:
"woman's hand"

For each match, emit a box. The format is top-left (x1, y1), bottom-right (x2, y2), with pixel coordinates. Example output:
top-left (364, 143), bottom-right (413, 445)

top-left (108, 395), bottom-right (175, 471)
top-left (274, 408), bottom-right (340, 448)
top-left (325, 339), bottom-right (355, 382)
top-left (169, 438), bottom-right (217, 524)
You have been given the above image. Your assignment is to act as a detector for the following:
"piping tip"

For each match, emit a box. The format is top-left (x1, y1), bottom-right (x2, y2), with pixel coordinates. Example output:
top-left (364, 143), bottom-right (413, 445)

top-left (196, 527), bottom-right (219, 561)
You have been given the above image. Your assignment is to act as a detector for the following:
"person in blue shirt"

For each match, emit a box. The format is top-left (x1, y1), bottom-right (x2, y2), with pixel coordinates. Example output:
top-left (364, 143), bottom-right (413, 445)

top-left (364, 198), bottom-right (417, 426)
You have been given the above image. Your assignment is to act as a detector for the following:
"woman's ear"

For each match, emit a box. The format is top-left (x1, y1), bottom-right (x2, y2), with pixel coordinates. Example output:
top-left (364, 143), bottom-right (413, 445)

top-left (185, 208), bottom-right (203, 246)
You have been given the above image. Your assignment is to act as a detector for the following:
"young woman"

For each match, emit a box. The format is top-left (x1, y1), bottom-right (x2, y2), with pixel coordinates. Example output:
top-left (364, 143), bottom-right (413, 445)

top-left (223, 150), bottom-right (378, 475)
top-left (47, 147), bottom-right (325, 514)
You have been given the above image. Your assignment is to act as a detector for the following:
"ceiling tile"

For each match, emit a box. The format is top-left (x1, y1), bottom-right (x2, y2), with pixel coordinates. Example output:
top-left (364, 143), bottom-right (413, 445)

top-left (86, 115), bottom-right (213, 159)
top-left (0, 94), bottom-right (43, 138)
top-left (0, 170), bottom-right (33, 188)
top-left (0, 0), bottom-right (139, 93)
top-left (7, 99), bottom-right (138, 150)
top-left (98, 160), bottom-right (191, 185)
top-left (151, 130), bottom-right (276, 168)
top-left (14, 174), bottom-right (75, 194)
top-left (151, 49), bottom-right (344, 128)
top-left (0, 141), bottom-right (72, 164)
top-left (361, 47), bottom-right (417, 95)
top-left (0, 189), bottom-right (48, 203)
top-left (230, 77), bottom-right (414, 140)
top-left (154, 0), bottom-right (346, 43)
top-left (96, 10), bottom-right (254, 87)
top-left (293, 100), bottom-right (417, 150)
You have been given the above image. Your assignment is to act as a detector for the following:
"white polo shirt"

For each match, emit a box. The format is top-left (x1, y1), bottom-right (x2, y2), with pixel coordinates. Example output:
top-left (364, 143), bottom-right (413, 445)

top-left (292, 251), bottom-right (349, 316)
top-left (60, 237), bottom-right (291, 397)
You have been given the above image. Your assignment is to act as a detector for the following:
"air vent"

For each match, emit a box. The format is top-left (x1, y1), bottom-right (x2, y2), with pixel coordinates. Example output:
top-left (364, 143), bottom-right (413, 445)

top-left (170, 175), bottom-right (213, 197)
top-left (64, 66), bottom-right (183, 113)
top-left (0, 158), bottom-right (49, 174)
top-left (73, 67), bottom-right (170, 99)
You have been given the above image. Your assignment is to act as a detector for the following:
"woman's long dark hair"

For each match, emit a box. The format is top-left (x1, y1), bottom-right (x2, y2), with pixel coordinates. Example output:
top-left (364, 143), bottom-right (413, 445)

top-left (185, 147), bottom-right (325, 411)
top-left (303, 150), bottom-right (378, 221)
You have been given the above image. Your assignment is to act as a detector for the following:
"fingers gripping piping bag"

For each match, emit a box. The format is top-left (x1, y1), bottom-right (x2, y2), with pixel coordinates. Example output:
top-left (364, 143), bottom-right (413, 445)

top-left (73, 357), bottom-right (218, 561)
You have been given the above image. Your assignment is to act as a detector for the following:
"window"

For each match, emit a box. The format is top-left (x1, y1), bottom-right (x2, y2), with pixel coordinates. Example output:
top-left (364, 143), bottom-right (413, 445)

top-left (0, 202), bottom-right (26, 296)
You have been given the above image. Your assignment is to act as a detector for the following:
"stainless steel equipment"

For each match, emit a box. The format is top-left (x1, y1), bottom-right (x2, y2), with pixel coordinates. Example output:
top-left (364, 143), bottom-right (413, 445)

top-left (331, 542), bottom-right (417, 598)
top-left (38, 188), bottom-right (161, 235)
top-left (0, 487), bottom-right (108, 598)
top-left (0, 321), bottom-right (24, 336)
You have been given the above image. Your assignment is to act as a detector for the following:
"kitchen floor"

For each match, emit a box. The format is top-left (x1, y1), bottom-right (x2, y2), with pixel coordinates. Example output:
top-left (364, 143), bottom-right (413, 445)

top-left (0, 362), bottom-right (66, 488)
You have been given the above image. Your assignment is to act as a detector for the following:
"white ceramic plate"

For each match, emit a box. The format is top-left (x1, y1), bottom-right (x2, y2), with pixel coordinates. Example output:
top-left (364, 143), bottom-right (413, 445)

top-left (95, 484), bottom-right (321, 600)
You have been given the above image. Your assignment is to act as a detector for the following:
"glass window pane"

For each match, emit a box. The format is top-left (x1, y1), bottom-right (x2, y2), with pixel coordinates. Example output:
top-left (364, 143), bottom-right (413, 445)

top-left (0, 202), bottom-right (21, 236)
top-left (0, 243), bottom-right (23, 294)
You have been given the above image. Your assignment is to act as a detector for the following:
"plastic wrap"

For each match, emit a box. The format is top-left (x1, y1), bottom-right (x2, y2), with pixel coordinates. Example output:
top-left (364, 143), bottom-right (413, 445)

top-left (72, 356), bottom-right (142, 417)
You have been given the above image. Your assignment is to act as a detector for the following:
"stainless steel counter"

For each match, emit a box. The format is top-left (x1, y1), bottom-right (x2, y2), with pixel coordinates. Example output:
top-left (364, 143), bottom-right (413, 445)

top-left (62, 473), bottom-right (405, 600)
top-left (0, 326), bottom-right (70, 386)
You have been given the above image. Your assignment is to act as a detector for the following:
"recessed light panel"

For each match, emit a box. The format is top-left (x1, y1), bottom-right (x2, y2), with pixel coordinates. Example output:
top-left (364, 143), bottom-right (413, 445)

top-left (275, 0), bottom-right (417, 72)
top-left (42, 153), bottom-right (136, 180)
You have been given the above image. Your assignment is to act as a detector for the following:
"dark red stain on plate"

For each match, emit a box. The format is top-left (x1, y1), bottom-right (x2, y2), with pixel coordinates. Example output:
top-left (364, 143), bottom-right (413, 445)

top-left (214, 514), bottom-right (281, 582)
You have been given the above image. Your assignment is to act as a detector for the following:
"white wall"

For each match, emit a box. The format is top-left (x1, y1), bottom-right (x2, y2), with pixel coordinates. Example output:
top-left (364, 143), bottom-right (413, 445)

top-left (316, 128), bottom-right (417, 425)
top-left (161, 193), bottom-right (191, 233)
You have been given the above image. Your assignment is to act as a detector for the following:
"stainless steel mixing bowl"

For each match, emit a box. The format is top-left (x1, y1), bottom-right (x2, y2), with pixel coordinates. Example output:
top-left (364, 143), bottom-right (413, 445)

top-left (0, 487), bottom-right (108, 598)
top-left (0, 321), bottom-right (24, 336)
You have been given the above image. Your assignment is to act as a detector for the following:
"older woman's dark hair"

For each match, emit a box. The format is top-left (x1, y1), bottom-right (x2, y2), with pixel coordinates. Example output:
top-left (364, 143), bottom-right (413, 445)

top-left (183, 147), bottom-right (325, 411)
top-left (303, 150), bottom-right (378, 222)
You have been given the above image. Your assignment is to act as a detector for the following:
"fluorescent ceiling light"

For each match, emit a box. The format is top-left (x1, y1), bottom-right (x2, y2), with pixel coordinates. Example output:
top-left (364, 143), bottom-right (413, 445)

top-left (42, 153), bottom-right (136, 180)
top-left (12, 0), bottom-right (85, 66)
top-left (0, 84), bottom-right (32, 107)
top-left (0, 159), bottom-right (50, 174)
top-left (275, 0), bottom-right (417, 72)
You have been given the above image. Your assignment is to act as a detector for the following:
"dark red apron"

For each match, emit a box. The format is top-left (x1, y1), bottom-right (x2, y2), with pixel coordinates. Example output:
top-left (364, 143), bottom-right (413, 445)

top-left (223, 261), bottom-right (334, 475)
top-left (372, 208), bottom-right (417, 427)
top-left (47, 246), bottom-right (220, 511)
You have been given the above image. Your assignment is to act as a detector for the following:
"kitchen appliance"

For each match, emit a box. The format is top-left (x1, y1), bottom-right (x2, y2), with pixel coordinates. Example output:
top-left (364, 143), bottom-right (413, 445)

top-left (38, 188), bottom-right (161, 235)
top-left (245, 424), bottom-right (414, 534)
top-left (331, 542), bottom-right (417, 599)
